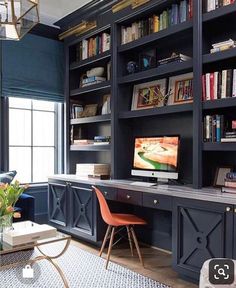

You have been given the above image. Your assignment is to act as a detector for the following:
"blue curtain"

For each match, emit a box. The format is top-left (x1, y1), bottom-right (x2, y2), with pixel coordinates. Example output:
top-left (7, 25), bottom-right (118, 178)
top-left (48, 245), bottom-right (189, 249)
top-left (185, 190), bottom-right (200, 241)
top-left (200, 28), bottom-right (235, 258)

top-left (2, 34), bottom-right (64, 102)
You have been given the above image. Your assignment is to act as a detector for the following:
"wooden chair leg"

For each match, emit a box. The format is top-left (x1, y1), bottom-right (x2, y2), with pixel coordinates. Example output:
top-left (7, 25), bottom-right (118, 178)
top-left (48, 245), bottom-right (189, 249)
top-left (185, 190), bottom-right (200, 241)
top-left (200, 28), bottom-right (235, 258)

top-left (130, 226), bottom-right (144, 267)
top-left (99, 225), bottom-right (112, 257)
top-left (126, 225), bottom-right (134, 256)
top-left (106, 226), bottom-right (115, 269)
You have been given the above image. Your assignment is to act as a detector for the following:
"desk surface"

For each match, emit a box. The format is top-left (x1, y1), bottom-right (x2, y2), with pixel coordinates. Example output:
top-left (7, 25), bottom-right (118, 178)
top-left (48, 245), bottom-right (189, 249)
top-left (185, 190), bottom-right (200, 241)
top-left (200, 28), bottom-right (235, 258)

top-left (48, 174), bottom-right (236, 205)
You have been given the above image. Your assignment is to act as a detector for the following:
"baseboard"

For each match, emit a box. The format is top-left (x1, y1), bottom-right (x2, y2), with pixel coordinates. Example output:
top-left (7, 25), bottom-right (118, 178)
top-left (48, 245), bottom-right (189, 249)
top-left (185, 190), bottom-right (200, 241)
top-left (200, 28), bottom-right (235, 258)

top-left (140, 241), bottom-right (172, 255)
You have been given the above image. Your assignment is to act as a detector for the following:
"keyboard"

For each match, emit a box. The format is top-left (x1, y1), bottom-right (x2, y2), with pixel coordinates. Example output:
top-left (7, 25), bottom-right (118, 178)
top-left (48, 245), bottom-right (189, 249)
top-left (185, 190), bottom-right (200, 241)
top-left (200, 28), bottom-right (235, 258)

top-left (129, 181), bottom-right (157, 187)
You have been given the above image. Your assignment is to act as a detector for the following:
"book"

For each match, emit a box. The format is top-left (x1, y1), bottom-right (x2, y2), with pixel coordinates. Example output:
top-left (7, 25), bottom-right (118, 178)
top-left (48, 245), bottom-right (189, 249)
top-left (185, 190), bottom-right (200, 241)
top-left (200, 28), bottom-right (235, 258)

top-left (226, 69), bottom-right (233, 97)
top-left (73, 139), bottom-right (94, 145)
top-left (221, 70), bottom-right (227, 98)
top-left (225, 181), bottom-right (236, 188)
top-left (214, 72), bottom-right (219, 100)
top-left (226, 172), bottom-right (236, 180)
top-left (221, 137), bottom-right (236, 142)
top-left (206, 73), bottom-right (211, 100)
top-left (76, 163), bottom-right (110, 177)
top-left (233, 69), bottom-right (236, 97)
top-left (222, 186), bottom-right (236, 194)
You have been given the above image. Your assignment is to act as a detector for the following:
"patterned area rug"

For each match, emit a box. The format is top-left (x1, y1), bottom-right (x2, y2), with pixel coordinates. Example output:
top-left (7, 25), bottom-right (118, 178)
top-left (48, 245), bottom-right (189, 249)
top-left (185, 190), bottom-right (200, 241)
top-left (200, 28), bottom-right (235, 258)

top-left (0, 242), bottom-right (171, 288)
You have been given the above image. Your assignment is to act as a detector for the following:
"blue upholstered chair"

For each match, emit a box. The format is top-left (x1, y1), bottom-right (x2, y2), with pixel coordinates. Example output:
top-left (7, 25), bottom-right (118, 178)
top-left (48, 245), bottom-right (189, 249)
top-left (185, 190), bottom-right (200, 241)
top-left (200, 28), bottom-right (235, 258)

top-left (15, 193), bottom-right (35, 222)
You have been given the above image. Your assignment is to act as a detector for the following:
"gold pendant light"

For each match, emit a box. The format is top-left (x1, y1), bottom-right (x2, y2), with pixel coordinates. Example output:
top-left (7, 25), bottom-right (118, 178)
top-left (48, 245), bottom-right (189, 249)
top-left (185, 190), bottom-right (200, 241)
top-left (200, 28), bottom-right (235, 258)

top-left (0, 0), bottom-right (39, 40)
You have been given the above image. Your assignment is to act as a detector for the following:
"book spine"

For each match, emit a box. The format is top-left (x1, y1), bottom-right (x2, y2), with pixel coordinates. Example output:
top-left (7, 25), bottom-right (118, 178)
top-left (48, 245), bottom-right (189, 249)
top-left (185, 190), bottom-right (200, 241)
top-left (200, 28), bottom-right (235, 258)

top-left (216, 115), bottom-right (221, 142)
top-left (210, 72), bottom-right (214, 100)
top-left (221, 70), bottom-right (227, 98)
top-left (212, 115), bottom-right (216, 142)
top-left (206, 115), bottom-right (210, 141)
top-left (206, 73), bottom-right (211, 100)
top-left (226, 69), bottom-right (233, 97)
top-left (202, 74), bottom-right (206, 101)
top-left (153, 15), bottom-right (159, 32)
top-left (214, 72), bottom-right (218, 100)
top-left (217, 71), bottom-right (222, 99)
top-left (226, 172), bottom-right (236, 180)
top-left (233, 69), bottom-right (236, 97)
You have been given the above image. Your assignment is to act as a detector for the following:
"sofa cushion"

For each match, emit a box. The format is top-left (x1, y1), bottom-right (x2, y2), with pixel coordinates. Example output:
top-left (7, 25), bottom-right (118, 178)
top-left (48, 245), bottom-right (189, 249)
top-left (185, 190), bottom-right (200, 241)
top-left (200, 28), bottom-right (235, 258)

top-left (0, 170), bottom-right (17, 184)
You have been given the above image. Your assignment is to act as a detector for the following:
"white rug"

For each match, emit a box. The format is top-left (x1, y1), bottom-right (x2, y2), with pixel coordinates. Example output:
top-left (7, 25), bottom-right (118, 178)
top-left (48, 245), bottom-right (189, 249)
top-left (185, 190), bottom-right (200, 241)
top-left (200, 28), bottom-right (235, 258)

top-left (0, 242), bottom-right (171, 288)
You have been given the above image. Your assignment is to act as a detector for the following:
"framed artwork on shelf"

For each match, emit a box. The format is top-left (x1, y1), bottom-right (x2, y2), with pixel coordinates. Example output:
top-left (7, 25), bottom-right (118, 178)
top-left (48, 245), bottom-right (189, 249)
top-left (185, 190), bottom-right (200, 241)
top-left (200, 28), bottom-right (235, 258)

top-left (167, 72), bottom-right (193, 105)
top-left (80, 104), bottom-right (98, 117)
top-left (131, 79), bottom-right (167, 110)
top-left (213, 166), bottom-right (233, 187)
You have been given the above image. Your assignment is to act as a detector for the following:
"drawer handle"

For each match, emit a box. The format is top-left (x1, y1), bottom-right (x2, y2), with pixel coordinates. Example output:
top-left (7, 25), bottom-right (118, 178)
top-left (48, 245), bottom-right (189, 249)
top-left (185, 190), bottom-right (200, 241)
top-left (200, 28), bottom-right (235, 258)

top-left (153, 199), bottom-right (159, 205)
top-left (104, 191), bottom-right (108, 195)
top-left (226, 206), bottom-right (232, 212)
top-left (126, 195), bottom-right (131, 199)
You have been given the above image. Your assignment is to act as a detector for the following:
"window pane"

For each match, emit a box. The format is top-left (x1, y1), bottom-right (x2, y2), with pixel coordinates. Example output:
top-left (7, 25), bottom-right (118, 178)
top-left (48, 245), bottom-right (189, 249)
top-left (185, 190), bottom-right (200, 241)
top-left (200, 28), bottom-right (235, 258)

top-left (9, 147), bottom-right (31, 183)
top-left (9, 109), bottom-right (31, 145)
top-left (9, 97), bottom-right (31, 109)
top-left (33, 147), bottom-right (55, 182)
top-left (33, 100), bottom-right (55, 111)
top-left (33, 111), bottom-right (55, 146)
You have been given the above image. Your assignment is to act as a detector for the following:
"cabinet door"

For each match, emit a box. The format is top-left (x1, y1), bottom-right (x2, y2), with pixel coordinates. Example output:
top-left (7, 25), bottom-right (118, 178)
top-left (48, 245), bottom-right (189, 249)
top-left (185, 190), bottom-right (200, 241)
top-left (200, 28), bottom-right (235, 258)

top-left (48, 182), bottom-right (68, 227)
top-left (173, 198), bottom-right (233, 280)
top-left (70, 184), bottom-right (94, 239)
top-left (233, 212), bottom-right (236, 259)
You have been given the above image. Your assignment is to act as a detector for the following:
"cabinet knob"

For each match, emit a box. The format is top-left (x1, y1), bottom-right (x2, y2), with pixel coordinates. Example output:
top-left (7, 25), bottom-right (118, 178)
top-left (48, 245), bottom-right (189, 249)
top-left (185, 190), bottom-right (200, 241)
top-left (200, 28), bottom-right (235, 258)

top-left (226, 207), bottom-right (232, 212)
top-left (104, 191), bottom-right (108, 195)
top-left (153, 199), bottom-right (159, 205)
top-left (126, 195), bottom-right (131, 199)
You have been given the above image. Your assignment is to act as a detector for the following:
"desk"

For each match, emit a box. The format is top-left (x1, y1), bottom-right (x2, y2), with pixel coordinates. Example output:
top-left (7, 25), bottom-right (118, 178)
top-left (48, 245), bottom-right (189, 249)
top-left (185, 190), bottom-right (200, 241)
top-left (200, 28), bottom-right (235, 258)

top-left (48, 175), bottom-right (236, 282)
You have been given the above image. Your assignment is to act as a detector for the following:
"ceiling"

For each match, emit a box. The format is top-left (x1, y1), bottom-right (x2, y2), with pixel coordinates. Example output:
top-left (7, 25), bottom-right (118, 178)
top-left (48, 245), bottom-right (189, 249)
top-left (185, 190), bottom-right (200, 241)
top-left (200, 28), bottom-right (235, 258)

top-left (39, 0), bottom-right (93, 27)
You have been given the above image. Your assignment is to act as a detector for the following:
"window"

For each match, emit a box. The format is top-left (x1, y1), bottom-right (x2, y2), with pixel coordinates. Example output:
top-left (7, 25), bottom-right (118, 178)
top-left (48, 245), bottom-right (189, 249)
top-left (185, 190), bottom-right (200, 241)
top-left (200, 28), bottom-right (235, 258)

top-left (8, 97), bottom-right (62, 183)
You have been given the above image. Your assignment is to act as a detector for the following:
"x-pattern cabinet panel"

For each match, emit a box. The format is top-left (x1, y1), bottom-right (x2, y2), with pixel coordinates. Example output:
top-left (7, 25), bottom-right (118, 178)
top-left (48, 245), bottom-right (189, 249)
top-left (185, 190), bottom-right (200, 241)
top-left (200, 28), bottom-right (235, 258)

top-left (172, 198), bottom-right (233, 280)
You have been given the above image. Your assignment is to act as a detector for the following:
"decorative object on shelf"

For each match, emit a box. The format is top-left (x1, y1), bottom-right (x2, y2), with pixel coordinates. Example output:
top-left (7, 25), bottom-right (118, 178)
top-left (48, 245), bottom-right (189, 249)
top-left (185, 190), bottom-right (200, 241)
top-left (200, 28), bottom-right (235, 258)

top-left (101, 94), bottom-right (111, 115)
top-left (80, 104), bottom-right (98, 117)
top-left (112, 0), bottom-right (150, 13)
top-left (139, 54), bottom-right (156, 71)
top-left (76, 163), bottom-right (110, 178)
top-left (0, 0), bottom-right (39, 40)
top-left (131, 79), bottom-right (167, 110)
top-left (94, 136), bottom-right (111, 145)
top-left (0, 181), bottom-right (27, 241)
top-left (157, 52), bottom-right (191, 66)
top-left (167, 72), bottom-right (193, 105)
top-left (70, 104), bottom-right (83, 119)
top-left (210, 39), bottom-right (236, 54)
top-left (214, 166), bottom-right (233, 187)
top-left (222, 171), bottom-right (236, 193)
top-left (126, 61), bottom-right (139, 74)
top-left (59, 20), bottom-right (97, 40)
top-left (87, 67), bottom-right (104, 77)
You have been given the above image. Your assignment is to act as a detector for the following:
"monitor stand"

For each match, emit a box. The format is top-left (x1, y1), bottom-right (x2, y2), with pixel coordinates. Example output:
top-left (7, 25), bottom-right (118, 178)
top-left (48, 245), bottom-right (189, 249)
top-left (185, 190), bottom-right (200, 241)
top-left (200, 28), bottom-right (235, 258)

top-left (129, 177), bottom-right (169, 187)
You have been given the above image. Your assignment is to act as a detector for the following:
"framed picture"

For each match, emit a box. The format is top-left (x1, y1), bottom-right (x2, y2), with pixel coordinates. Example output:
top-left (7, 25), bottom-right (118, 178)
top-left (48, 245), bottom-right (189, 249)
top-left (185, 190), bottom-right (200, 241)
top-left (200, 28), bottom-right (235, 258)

top-left (131, 79), bottom-right (167, 110)
top-left (167, 72), bottom-right (193, 105)
top-left (214, 166), bottom-right (233, 187)
top-left (80, 104), bottom-right (98, 117)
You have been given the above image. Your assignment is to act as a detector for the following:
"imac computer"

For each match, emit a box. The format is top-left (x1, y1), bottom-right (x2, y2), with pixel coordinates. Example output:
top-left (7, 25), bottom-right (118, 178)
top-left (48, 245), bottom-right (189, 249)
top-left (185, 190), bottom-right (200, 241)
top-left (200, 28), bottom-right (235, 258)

top-left (130, 135), bottom-right (180, 187)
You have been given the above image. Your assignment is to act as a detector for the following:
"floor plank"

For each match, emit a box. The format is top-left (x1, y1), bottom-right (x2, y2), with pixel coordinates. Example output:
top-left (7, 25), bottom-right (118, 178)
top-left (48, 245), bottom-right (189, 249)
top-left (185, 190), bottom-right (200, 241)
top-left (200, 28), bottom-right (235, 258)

top-left (71, 239), bottom-right (198, 288)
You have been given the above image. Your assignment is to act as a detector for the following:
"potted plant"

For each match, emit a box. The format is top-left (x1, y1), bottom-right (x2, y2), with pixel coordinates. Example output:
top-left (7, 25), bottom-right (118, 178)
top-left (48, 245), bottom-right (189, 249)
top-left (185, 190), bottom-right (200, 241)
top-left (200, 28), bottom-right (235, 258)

top-left (0, 181), bottom-right (28, 239)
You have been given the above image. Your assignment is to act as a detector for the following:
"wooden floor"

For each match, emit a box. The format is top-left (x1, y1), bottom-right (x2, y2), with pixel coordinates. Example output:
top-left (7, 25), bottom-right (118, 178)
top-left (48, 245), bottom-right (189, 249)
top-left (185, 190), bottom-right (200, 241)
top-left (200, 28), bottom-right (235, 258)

top-left (71, 239), bottom-right (197, 288)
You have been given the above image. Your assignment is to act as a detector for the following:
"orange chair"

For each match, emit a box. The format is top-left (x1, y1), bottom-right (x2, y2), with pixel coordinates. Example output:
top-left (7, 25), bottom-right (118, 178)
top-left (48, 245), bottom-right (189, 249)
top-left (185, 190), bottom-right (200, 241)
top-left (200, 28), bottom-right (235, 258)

top-left (92, 185), bottom-right (147, 269)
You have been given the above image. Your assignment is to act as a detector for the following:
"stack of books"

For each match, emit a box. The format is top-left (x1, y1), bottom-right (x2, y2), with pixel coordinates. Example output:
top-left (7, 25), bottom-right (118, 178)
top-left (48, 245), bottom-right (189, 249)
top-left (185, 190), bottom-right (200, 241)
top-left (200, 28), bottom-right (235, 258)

top-left (222, 172), bottom-right (236, 194)
top-left (203, 114), bottom-right (224, 142)
top-left (202, 68), bottom-right (236, 100)
top-left (221, 131), bottom-right (236, 142)
top-left (210, 39), bottom-right (236, 54)
top-left (73, 139), bottom-right (94, 145)
top-left (121, 0), bottom-right (193, 45)
top-left (81, 76), bottom-right (106, 87)
top-left (204, 0), bottom-right (235, 13)
top-left (76, 33), bottom-right (111, 61)
top-left (157, 53), bottom-right (191, 66)
top-left (93, 136), bottom-right (111, 145)
top-left (76, 163), bottom-right (110, 178)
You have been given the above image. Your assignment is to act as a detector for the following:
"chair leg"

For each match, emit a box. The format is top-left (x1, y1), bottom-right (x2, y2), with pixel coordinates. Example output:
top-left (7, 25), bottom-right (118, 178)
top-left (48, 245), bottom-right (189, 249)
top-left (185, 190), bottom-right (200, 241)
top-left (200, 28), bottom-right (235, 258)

top-left (99, 225), bottom-right (112, 257)
top-left (130, 226), bottom-right (144, 267)
top-left (106, 226), bottom-right (115, 269)
top-left (126, 225), bottom-right (134, 256)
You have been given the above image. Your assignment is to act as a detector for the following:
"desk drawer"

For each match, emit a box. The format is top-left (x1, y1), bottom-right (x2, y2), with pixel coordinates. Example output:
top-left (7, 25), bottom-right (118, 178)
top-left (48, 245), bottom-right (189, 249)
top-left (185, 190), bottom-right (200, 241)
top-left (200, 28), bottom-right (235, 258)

top-left (143, 193), bottom-right (172, 211)
top-left (117, 189), bottom-right (142, 206)
top-left (97, 186), bottom-right (117, 201)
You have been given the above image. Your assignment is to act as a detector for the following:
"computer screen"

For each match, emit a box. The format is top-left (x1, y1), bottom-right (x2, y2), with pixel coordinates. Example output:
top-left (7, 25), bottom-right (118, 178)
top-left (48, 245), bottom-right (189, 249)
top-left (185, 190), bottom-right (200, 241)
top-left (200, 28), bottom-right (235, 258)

top-left (132, 136), bottom-right (180, 172)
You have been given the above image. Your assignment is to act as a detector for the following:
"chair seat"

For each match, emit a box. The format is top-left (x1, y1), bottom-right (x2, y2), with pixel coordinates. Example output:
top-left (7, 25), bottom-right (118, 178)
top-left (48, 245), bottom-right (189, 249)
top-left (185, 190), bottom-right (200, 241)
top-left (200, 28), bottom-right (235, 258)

top-left (110, 213), bottom-right (147, 226)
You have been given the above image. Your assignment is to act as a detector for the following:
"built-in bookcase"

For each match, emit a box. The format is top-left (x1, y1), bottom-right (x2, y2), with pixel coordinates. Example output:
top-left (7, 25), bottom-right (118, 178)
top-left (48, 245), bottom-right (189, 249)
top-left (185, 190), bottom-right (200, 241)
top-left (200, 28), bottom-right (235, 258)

top-left (61, 0), bottom-right (236, 187)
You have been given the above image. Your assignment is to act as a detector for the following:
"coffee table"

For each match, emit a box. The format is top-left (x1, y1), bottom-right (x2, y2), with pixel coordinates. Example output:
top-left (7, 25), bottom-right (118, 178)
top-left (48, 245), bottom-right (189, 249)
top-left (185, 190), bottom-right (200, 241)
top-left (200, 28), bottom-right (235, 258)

top-left (0, 230), bottom-right (71, 288)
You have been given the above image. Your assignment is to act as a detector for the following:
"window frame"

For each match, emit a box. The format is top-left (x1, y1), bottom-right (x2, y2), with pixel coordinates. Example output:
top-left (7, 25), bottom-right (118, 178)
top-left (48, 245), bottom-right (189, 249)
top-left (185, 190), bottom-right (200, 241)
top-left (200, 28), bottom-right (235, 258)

top-left (7, 98), bottom-right (63, 184)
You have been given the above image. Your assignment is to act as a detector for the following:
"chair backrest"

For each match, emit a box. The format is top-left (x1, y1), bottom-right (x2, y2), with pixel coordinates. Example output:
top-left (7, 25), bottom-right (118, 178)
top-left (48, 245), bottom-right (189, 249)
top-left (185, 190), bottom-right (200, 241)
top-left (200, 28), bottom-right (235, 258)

top-left (92, 186), bottom-right (116, 226)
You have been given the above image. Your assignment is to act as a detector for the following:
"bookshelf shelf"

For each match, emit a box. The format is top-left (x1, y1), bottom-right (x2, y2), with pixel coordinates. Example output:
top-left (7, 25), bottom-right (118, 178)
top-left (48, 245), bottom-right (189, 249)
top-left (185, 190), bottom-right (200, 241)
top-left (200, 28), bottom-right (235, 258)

top-left (119, 103), bottom-right (193, 119)
top-left (70, 114), bottom-right (111, 125)
top-left (203, 142), bottom-right (236, 151)
top-left (70, 144), bottom-right (111, 151)
top-left (70, 81), bottom-right (111, 96)
top-left (118, 20), bottom-right (193, 53)
top-left (203, 47), bottom-right (236, 64)
top-left (118, 60), bottom-right (193, 84)
top-left (203, 3), bottom-right (236, 22)
top-left (203, 98), bottom-right (236, 110)
top-left (70, 50), bottom-right (111, 71)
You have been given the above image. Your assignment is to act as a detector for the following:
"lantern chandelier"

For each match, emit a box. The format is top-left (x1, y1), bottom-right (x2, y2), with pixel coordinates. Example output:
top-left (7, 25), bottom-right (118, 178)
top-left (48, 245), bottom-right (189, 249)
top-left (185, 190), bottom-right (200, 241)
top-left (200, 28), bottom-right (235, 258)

top-left (0, 0), bottom-right (39, 40)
